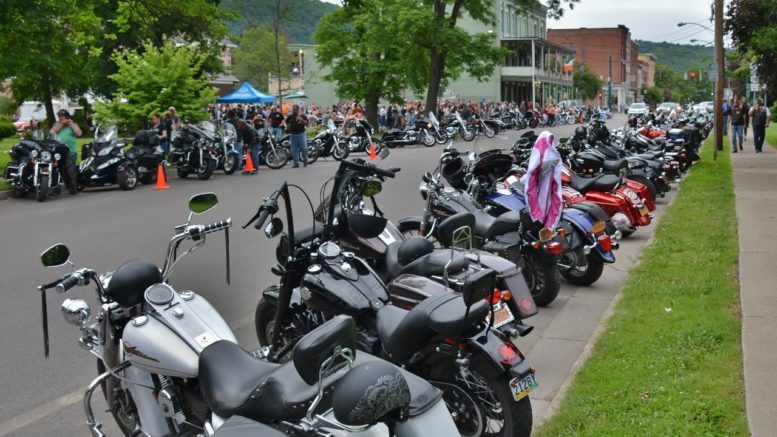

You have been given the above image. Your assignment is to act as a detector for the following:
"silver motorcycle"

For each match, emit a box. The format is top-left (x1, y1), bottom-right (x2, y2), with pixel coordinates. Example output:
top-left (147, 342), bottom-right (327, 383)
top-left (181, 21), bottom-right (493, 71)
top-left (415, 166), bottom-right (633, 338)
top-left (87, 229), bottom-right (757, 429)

top-left (37, 193), bottom-right (458, 437)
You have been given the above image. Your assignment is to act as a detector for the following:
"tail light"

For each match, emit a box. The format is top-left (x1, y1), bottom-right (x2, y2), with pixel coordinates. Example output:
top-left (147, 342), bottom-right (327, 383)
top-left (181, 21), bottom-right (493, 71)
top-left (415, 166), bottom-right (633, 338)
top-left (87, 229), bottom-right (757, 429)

top-left (496, 342), bottom-right (522, 366)
top-left (519, 296), bottom-right (537, 315)
top-left (544, 241), bottom-right (563, 255)
top-left (598, 234), bottom-right (612, 252)
top-left (485, 289), bottom-right (502, 304)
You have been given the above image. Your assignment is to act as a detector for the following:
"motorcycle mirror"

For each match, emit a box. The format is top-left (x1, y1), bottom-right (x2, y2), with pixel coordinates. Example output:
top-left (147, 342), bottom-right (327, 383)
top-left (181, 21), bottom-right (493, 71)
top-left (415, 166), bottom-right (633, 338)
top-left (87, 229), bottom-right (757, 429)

top-left (379, 148), bottom-right (390, 160)
top-left (361, 180), bottom-right (383, 197)
top-left (264, 217), bottom-right (284, 238)
top-left (189, 192), bottom-right (218, 214)
top-left (446, 141), bottom-right (454, 150)
top-left (539, 227), bottom-right (554, 242)
top-left (467, 151), bottom-right (477, 161)
top-left (41, 244), bottom-right (70, 268)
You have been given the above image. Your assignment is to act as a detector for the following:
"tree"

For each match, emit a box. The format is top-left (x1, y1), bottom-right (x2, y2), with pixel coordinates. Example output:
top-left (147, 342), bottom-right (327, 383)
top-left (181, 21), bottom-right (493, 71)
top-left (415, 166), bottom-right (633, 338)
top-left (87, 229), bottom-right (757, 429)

top-left (726, 0), bottom-right (777, 98)
top-left (94, 40), bottom-right (217, 130)
top-left (643, 86), bottom-right (663, 107)
top-left (313, 0), bottom-right (412, 125)
top-left (573, 66), bottom-right (601, 101)
top-left (233, 26), bottom-right (294, 92)
top-left (0, 0), bottom-right (102, 124)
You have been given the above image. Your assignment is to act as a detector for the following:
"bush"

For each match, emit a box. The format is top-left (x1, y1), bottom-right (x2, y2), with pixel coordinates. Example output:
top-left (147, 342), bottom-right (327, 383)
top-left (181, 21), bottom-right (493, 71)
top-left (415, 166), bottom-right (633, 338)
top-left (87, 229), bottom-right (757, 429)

top-left (771, 103), bottom-right (777, 122)
top-left (0, 116), bottom-right (16, 139)
top-left (0, 96), bottom-right (17, 116)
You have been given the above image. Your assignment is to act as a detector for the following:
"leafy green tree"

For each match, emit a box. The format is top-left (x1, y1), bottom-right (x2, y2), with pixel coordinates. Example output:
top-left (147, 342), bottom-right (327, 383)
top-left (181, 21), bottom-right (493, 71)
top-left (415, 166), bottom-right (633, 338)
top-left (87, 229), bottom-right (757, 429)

top-left (573, 66), bottom-right (601, 101)
top-left (0, 0), bottom-right (102, 123)
top-left (313, 0), bottom-right (411, 125)
top-left (233, 25), bottom-right (294, 91)
top-left (643, 86), bottom-right (663, 107)
top-left (726, 0), bottom-right (777, 98)
top-left (94, 40), bottom-right (217, 129)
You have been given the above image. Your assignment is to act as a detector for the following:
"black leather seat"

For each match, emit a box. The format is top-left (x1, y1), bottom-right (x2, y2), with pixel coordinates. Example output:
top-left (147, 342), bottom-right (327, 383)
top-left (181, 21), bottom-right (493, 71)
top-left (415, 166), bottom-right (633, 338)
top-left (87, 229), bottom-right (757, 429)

top-left (602, 158), bottom-right (627, 173)
top-left (569, 173), bottom-right (620, 194)
top-left (211, 416), bottom-right (286, 437)
top-left (384, 237), bottom-right (469, 280)
top-left (637, 151), bottom-right (663, 160)
top-left (483, 211), bottom-right (522, 238)
top-left (376, 293), bottom-right (489, 362)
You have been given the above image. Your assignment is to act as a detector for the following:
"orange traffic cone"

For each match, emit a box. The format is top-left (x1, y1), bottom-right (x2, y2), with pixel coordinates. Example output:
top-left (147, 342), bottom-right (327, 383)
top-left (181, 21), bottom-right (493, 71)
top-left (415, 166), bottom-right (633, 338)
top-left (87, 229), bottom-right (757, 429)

top-left (243, 152), bottom-right (256, 173)
top-left (154, 163), bottom-right (169, 190)
top-left (369, 143), bottom-right (377, 161)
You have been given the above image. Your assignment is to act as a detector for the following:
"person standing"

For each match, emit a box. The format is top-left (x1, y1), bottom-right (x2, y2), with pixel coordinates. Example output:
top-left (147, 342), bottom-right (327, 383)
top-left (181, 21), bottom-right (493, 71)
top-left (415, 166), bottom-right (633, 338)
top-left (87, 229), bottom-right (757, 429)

top-left (749, 99), bottom-right (772, 153)
top-left (162, 111), bottom-right (173, 158)
top-left (225, 109), bottom-right (244, 170)
top-left (742, 98), bottom-right (751, 141)
top-left (286, 104), bottom-right (308, 168)
top-left (269, 105), bottom-right (284, 140)
top-left (722, 99), bottom-right (731, 136)
top-left (730, 98), bottom-right (745, 153)
top-left (49, 109), bottom-right (82, 194)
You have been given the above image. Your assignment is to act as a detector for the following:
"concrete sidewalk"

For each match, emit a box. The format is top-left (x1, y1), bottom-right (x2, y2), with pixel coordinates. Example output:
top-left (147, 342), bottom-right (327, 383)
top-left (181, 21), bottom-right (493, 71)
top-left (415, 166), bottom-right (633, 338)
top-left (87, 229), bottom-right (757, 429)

top-left (733, 134), bottom-right (777, 437)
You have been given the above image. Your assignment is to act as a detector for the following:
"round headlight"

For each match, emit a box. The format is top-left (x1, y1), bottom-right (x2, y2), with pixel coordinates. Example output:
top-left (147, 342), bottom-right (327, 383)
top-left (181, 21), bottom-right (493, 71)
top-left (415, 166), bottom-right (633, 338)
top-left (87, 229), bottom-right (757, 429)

top-left (40, 151), bottom-right (52, 161)
top-left (54, 153), bottom-right (62, 160)
top-left (31, 150), bottom-right (39, 158)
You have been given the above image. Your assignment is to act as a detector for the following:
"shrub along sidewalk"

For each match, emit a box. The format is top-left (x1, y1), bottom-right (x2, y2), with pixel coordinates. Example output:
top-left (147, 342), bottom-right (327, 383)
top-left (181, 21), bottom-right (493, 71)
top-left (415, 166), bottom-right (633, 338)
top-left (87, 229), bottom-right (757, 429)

top-left (537, 139), bottom-right (747, 436)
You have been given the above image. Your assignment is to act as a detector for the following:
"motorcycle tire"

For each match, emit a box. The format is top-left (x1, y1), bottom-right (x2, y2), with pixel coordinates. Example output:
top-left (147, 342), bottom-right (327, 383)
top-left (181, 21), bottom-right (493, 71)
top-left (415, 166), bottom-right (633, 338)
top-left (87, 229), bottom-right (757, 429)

top-left (629, 174), bottom-right (657, 201)
top-left (255, 294), bottom-right (308, 363)
top-left (306, 143), bottom-right (319, 164)
top-left (197, 159), bottom-right (215, 180)
top-left (521, 252), bottom-right (560, 307)
top-left (36, 174), bottom-right (49, 202)
top-left (437, 369), bottom-right (533, 437)
top-left (332, 143), bottom-right (349, 160)
top-left (223, 154), bottom-right (238, 174)
top-left (97, 360), bottom-right (140, 435)
top-left (140, 169), bottom-right (157, 185)
top-left (264, 149), bottom-right (288, 169)
top-left (118, 165), bottom-right (138, 190)
top-left (484, 127), bottom-right (495, 138)
top-left (422, 131), bottom-right (436, 147)
top-left (177, 168), bottom-right (189, 179)
top-left (462, 128), bottom-right (476, 142)
top-left (435, 132), bottom-right (449, 144)
top-left (561, 251), bottom-right (605, 286)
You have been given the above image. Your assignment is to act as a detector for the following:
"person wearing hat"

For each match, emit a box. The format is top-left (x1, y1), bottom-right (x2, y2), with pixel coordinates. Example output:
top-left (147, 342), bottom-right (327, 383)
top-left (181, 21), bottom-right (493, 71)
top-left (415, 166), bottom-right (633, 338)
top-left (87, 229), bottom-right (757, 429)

top-left (49, 109), bottom-right (82, 194)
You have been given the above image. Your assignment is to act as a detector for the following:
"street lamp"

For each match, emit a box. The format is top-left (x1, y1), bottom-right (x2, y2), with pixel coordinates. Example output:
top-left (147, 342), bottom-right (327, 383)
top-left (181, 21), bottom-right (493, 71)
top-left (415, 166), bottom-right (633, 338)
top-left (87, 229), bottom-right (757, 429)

top-left (690, 39), bottom-right (713, 46)
top-left (677, 21), bottom-right (714, 32)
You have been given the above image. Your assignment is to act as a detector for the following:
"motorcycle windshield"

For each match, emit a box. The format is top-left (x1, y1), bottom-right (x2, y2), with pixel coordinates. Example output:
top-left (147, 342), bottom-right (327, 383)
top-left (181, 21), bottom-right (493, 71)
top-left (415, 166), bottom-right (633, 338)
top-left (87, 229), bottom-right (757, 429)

top-left (327, 118), bottom-right (336, 132)
top-left (428, 112), bottom-right (438, 125)
top-left (220, 123), bottom-right (237, 142)
top-left (97, 126), bottom-right (118, 143)
top-left (197, 121), bottom-right (216, 133)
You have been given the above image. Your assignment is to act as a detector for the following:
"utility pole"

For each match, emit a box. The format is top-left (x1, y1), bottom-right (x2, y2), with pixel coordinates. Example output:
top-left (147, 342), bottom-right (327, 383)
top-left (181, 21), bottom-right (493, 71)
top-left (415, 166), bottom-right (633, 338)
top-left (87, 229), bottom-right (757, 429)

top-left (713, 0), bottom-right (724, 159)
top-left (608, 55), bottom-right (613, 109)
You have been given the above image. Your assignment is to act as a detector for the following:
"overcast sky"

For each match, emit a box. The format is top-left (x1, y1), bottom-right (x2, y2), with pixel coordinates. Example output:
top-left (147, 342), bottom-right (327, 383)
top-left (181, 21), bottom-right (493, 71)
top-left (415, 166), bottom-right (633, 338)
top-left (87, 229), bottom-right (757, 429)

top-left (319, 0), bottom-right (718, 45)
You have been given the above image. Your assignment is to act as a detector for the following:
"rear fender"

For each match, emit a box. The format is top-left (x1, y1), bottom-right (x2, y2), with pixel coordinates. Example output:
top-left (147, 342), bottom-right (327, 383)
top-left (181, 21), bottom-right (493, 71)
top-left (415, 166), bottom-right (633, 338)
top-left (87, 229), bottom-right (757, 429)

top-left (464, 328), bottom-right (525, 379)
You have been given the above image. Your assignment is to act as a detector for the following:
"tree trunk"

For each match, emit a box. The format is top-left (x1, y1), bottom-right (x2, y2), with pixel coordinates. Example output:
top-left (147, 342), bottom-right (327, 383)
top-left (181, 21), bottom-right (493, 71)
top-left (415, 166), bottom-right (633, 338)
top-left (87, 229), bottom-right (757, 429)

top-left (425, 50), bottom-right (445, 116)
top-left (365, 88), bottom-right (380, 128)
top-left (42, 72), bottom-right (55, 125)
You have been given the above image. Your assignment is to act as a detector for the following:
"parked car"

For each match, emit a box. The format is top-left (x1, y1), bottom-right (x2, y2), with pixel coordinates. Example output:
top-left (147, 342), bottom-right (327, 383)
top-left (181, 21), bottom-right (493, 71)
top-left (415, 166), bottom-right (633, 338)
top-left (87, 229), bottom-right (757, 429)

top-left (656, 102), bottom-right (679, 113)
top-left (627, 102), bottom-right (649, 116)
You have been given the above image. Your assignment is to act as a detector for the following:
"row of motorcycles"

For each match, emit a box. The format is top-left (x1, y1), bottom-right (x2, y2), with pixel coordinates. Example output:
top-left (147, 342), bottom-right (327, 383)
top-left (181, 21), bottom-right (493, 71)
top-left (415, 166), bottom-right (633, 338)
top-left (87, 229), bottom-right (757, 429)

top-left (34, 109), bottom-right (706, 437)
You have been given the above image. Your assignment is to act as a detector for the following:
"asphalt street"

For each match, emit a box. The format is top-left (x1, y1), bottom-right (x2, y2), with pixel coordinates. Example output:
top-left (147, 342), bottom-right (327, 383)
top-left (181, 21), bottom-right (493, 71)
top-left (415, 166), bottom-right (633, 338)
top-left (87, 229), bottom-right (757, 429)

top-left (0, 115), bottom-right (649, 435)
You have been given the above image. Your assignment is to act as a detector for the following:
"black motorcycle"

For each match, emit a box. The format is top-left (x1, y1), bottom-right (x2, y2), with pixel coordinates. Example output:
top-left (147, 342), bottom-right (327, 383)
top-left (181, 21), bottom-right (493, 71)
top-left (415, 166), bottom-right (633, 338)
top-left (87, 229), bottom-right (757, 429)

top-left (170, 123), bottom-right (219, 180)
top-left (442, 111), bottom-right (477, 142)
top-left (380, 117), bottom-right (436, 148)
top-left (78, 126), bottom-right (146, 191)
top-left (308, 118), bottom-right (349, 160)
top-left (4, 135), bottom-right (72, 201)
top-left (246, 160), bottom-right (537, 437)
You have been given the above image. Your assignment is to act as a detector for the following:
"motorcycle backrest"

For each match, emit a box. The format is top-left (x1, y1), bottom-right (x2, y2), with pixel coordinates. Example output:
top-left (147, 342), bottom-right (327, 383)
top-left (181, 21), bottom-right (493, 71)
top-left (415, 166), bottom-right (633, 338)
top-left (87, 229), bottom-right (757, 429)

top-left (436, 212), bottom-right (476, 248)
top-left (461, 268), bottom-right (496, 308)
top-left (293, 315), bottom-right (357, 386)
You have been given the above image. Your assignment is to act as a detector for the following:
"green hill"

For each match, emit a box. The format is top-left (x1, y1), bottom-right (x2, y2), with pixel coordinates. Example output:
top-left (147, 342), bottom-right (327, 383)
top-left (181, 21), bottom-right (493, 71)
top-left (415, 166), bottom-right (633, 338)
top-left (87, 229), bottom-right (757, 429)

top-left (637, 40), bottom-right (715, 74)
top-left (220, 0), bottom-right (338, 43)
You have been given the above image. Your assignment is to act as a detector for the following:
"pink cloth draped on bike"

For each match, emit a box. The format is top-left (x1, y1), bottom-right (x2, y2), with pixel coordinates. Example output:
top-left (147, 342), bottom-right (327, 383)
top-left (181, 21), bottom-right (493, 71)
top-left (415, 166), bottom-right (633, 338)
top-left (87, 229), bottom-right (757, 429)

top-left (520, 131), bottom-right (562, 228)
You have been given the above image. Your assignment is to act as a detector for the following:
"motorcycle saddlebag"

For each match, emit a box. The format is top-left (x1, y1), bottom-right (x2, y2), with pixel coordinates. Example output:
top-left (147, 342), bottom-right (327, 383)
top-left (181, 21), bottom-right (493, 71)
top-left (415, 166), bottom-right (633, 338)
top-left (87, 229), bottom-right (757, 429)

top-left (133, 130), bottom-right (160, 146)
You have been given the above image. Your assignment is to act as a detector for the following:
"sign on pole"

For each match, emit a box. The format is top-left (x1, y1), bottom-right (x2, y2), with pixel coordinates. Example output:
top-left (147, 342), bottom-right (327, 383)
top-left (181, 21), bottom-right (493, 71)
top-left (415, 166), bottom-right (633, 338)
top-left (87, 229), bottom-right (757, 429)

top-left (707, 70), bottom-right (718, 81)
top-left (750, 62), bottom-right (759, 86)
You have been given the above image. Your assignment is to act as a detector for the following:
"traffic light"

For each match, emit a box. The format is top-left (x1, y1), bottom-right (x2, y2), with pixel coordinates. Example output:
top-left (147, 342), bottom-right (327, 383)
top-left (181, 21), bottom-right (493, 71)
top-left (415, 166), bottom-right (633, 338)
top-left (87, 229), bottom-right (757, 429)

top-left (690, 71), bottom-right (696, 80)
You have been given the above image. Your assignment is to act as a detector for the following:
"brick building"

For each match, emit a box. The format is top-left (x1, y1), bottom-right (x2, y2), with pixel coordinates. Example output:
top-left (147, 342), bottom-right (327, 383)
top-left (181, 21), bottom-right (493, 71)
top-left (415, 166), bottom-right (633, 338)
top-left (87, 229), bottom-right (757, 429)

top-left (547, 25), bottom-right (642, 109)
top-left (638, 53), bottom-right (657, 89)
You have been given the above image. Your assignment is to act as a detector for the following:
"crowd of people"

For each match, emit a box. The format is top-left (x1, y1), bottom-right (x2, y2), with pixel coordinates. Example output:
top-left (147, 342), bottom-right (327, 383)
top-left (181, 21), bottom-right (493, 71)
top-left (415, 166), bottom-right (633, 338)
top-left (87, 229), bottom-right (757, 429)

top-left (721, 96), bottom-right (772, 153)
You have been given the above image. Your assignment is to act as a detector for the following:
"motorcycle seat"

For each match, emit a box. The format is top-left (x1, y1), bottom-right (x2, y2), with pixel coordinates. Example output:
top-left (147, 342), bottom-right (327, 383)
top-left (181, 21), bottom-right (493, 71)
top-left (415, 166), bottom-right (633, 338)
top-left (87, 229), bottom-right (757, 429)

top-left (376, 293), bottom-right (489, 362)
top-left (483, 211), bottom-right (523, 238)
top-left (637, 151), bottom-right (662, 160)
top-left (386, 128), bottom-right (405, 135)
top-left (602, 158), bottom-right (627, 173)
top-left (211, 416), bottom-right (286, 437)
top-left (569, 173), bottom-right (620, 194)
top-left (384, 237), bottom-right (470, 280)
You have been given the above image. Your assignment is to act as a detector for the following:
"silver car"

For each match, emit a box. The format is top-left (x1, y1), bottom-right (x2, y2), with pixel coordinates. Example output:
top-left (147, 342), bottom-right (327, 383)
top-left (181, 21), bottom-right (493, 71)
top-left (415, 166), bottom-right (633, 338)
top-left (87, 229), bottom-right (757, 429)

top-left (627, 102), bottom-right (649, 116)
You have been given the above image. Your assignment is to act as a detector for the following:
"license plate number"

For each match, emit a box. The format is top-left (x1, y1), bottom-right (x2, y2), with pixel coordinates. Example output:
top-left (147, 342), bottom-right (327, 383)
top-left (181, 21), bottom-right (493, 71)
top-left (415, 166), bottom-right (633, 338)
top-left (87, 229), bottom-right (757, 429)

top-left (510, 373), bottom-right (538, 401)
top-left (489, 302), bottom-right (515, 328)
top-left (639, 206), bottom-right (648, 216)
top-left (591, 220), bottom-right (606, 234)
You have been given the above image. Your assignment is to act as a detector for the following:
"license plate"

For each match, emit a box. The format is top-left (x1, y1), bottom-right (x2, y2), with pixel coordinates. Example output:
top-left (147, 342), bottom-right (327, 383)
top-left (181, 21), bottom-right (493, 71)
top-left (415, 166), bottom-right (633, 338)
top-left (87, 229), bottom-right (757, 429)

top-left (591, 220), bottom-right (606, 235)
top-left (488, 302), bottom-right (515, 328)
top-left (510, 373), bottom-right (538, 401)
top-left (639, 206), bottom-right (649, 216)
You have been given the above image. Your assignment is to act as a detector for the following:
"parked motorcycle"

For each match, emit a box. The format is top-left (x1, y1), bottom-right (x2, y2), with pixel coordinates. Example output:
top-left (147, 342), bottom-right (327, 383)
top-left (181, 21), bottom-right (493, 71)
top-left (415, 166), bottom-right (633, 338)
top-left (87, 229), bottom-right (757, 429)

top-left (309, 119), bottom-right (349, 160)
top-left (247, 162), bottom-right (537, 436)
top-left (380, 116), bottom-right (436, 148)
top-left (442, 112), bottom-right (476, 142)
top-left (170, 124), bottom-right (220, 180)
top-left (37, 193), bottom-right (456, 437)
top-left (258, 129), bottom-right (290, 170)
top-left (198, 121), bottom-right (241, 174)
top-left (4, 136), bottom-right (72, 201)
top-left (78, 127), bottom-right (147, 191)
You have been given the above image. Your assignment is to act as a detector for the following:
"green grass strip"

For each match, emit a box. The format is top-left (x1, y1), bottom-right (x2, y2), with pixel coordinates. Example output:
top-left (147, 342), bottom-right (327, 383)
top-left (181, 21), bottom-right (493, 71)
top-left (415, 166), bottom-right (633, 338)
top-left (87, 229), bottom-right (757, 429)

top-left (766, 124), bottom-right (777, 150)
top-left (537, 138), bottom-right (747, 436)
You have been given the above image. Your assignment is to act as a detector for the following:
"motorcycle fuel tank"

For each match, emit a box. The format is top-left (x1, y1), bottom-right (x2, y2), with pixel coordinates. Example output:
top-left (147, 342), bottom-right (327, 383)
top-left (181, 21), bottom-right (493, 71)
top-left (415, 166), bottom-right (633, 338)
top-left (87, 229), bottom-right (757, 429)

top-left (301, 255), bottom-right (390, 317)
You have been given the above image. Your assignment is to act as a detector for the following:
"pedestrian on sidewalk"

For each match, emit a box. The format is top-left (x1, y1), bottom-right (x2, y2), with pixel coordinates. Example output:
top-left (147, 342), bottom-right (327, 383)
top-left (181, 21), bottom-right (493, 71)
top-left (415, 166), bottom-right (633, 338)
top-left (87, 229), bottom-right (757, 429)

top-left (722, 99), bottom-right (731, 136)
top-left (730, 97), bottom-right (745, 153)
top-left (286, 104), bottom-right (308, 168)
top-left (742, 98), bottom-right (751, 140)
top-left (749, 99), bottom-right (771, 153)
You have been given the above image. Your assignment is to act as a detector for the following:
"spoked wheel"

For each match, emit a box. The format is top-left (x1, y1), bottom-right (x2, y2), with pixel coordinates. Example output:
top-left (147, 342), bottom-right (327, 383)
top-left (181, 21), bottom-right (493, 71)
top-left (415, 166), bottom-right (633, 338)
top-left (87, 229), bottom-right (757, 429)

top-left (484, 126), bottom-right (495, 138)
top-left (436, 369), bottom-right (533, 437)
top-left (435, 131), bottom-right (449, 144)
top-left (422, 131), bottom-right (436, 146)
top-left (461, 127), bottom-right (476, 142)
top-left (332, 143), bottom-right (349, 161)
top-left (264, 149), bottom-right (288, 169)
top-left (197, 159), bottom-right (215, 180)
top-left (222, 154), bottom-right (238, 174)
top-left (306, 143), bottom-right (319, 164)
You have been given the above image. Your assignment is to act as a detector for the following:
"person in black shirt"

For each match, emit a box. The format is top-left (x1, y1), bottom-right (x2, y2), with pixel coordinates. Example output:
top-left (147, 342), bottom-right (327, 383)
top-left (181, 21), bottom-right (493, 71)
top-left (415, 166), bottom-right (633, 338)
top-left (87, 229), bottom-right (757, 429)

top-left (286, 104), bottom-right (308, 168)
top-left (269, 106), bottom-right (284, 140)
top-left (225, 109), bottom-right (244, 169)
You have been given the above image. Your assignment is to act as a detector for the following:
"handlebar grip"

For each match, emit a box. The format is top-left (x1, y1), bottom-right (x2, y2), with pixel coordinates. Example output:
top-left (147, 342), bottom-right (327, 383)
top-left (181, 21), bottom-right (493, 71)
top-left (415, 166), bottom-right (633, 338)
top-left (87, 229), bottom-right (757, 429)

top-left (341, 159), bottom-right (395, 178)
top-left (254, 210), bottom-right (271, 230)
top-left (56, 273), bottom-right (81, 293)
top-left (203, 218), bottom-right (232, 234)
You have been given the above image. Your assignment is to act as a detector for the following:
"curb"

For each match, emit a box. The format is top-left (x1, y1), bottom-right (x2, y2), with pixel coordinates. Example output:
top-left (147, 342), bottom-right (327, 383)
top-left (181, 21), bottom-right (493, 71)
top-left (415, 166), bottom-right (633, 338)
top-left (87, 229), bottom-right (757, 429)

top-left (0, 190), bottom-right (10, 201)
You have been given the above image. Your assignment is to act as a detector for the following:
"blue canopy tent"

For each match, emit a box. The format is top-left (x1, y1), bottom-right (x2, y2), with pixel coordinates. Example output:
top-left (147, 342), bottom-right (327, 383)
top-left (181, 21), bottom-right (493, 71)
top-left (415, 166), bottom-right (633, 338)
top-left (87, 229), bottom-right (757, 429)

top-left (216, 82), bottom-right (276, 104)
